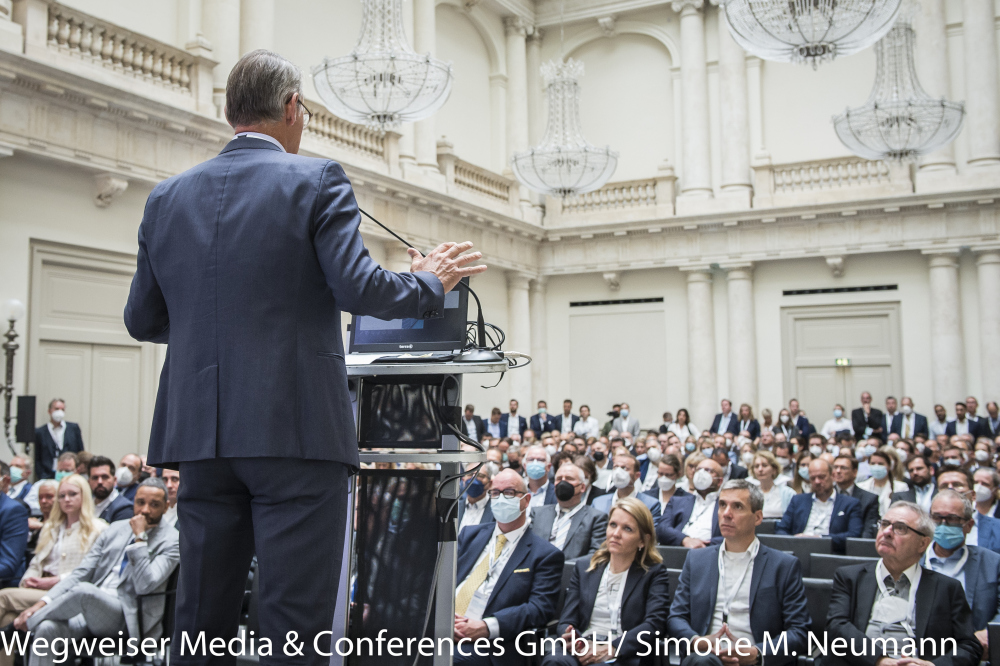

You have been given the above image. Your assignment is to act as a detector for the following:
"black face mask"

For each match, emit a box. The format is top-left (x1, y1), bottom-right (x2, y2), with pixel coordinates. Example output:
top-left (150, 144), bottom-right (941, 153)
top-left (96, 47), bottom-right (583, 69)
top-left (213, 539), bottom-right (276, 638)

top-left (555, 481), bottom-right (576, 502)
top-left (592, 451), bottom-right (606, 462)
top-left (138, 471), bottom-right (151, 483)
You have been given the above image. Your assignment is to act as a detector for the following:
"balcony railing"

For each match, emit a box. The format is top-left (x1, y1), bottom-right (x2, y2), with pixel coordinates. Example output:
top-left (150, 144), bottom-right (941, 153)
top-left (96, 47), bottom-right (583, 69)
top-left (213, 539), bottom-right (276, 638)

top-left (561, 179), bottom-right (658, 214)
top-left (753, 154), bottom-right (912, 208)
top-left (437, 140), bottom-right (519, 215)
top-left (305, 102), bottom-right (388, 161)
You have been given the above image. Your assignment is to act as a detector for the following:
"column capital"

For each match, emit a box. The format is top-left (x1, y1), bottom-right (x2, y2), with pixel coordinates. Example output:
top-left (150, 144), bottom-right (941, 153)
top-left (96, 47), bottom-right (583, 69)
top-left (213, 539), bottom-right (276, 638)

top-left (721, 262), bottom-right (754, 277)
top-left (924, 250), bottom-right (960, 268)
top-left (504, 16), bottom-right (530, 37)
top-left (530, 275), bottom-right (549, 293)
top-left (974, 249), bottom-right (1000, 265)
top-left (671, 0), bottom-right (704, 15)
top-left (682, 266), bottom-right (713, 283)
top-left (526, 26), bottom-right (545, 42)
top-left (506, 270), bottom-right (533, 290)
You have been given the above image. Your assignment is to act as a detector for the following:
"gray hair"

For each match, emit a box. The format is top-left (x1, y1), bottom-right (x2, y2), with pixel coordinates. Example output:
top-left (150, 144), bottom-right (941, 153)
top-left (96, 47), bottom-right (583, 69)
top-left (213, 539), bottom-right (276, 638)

top-left (933, 488), bottom-right (975, 522)
top-left (525, 444), bottom-right (551, 464)
top-left (886, 500), bottom-right (936, 537)
top-left (225, 49), bottom-right (302, 128)
top-left (721, 478), bottom-right (764, 513)
top-left (138, 477), bottom-right (169, 503)
top-left (558, 462), bottom-right (587, 485)
top-left (36, 479), bottom-right (58, 494)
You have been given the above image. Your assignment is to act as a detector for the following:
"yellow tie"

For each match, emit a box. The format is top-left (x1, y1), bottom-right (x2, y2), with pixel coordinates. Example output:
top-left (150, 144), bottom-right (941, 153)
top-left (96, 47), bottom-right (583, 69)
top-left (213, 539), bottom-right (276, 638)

top-left (456, 534), bottom-right (507, 616)
top-left (904, 419), bottom-right (911, 439)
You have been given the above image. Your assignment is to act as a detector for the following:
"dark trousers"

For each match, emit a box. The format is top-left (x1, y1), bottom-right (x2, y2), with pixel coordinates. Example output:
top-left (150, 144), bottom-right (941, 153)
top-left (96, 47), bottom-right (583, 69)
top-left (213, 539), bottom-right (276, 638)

top-left (171, 457), bottom-right (350, 666)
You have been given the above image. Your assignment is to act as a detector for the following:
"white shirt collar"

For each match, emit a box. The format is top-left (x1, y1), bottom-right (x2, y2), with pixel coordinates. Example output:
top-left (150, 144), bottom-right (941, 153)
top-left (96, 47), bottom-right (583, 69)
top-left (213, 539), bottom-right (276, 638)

top-left (875, 558), bottom-right (922, 591)
top-left (233, 132), bottom-right (286, 152)
top-left (492, 520), bottom-right (529, 543)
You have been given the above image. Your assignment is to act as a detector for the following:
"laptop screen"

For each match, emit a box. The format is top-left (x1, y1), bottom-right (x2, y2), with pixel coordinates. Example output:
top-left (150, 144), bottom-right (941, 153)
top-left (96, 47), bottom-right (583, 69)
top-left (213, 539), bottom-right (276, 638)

top-left (348, 278), bottom-right (469, 353)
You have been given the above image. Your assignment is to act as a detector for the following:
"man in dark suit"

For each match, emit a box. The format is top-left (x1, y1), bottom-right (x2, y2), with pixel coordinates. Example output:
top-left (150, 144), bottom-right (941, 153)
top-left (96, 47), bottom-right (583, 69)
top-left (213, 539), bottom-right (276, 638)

top-left (591, 454), bottom-right (660, 520)
top-left (88, 456), bottom-right (134, 523)
top-left (461, 404), bottom-right (487, 443)
top-left (851, 391), bottom-right (885, 442)
top-left (980, 401), bottom-right (1000, 440)
top-left (825, 501), bottom-right (982, 666)
top-left (499, 399), bottom-right (527, 438)
top-left (946, 401), bottom-right (981, 438)
top-left (775, 458), bottom-right (862, 553)
top-left (32, 399), bottom-right (84, 481)
top-left (550, 399), bottom-right (579, 437)
top-left (788, 398), bottom-right (814, 438)
top-left (530, 400), bottom-right (556, 435)
top-left (934, 468), bottom-right (1000, 554)
top-left (926, 490), bottom-right (1000, 649)
top-left (657, 459), bottom-right (724, 547)
top-left (117, 453), bottom-right (143, 502)
top-left (890, 396), bottom-right (930, 440)
top-left (124, 49), bottom-right (486, 666)
top-left (711, 447), bottom-right (747, 481)
top-left (455, 469), bottom-right (564, 665)
top-left (891, 454), bottom-right (938, 513)
top-left (709, 399), bottom-right (739, 436)
top-left (529, 462), bottom-right (607, 560)
top-left (882, 396), bottom-right (900, 439)
top-left (0, 462), bottom-right (29, 588)
top-left (458, 465), bottom-right (496, 533)
top-left (833, 454), bottom-right (881, 538)
top-left (667, 479), bottom-right (811, 666)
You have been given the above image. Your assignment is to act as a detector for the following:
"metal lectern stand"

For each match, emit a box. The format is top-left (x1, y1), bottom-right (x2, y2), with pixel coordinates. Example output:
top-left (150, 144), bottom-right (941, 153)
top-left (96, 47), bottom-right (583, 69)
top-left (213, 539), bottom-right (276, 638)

top-left (331, 359), bottom-right (506, 666)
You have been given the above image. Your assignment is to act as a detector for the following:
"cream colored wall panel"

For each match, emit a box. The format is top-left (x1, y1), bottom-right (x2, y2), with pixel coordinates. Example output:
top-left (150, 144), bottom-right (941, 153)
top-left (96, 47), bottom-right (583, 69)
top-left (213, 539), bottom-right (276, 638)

top-left (792, 317), bottom-right (893, 365)
top-left (795, 366), bottom-right (843, 418)
top-left (0, 92), bottom-right (30, 134)
top-left (845, 365), bottom-right (893, 407)
top-left (90, 345), bottom-right (143, 460)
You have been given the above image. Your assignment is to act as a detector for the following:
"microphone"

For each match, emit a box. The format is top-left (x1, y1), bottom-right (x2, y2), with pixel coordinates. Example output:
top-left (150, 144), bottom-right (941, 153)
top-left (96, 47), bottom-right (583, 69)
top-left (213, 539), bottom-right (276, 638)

top-left (357, 207), bottom-right (502, 363)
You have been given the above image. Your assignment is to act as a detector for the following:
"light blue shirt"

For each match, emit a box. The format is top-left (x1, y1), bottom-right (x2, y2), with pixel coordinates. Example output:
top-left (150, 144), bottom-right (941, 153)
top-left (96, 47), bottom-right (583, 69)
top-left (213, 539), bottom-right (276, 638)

top-left (233, 132), bottom-right (285, 152)
top-left (926, 544), bottom-right (968, 590)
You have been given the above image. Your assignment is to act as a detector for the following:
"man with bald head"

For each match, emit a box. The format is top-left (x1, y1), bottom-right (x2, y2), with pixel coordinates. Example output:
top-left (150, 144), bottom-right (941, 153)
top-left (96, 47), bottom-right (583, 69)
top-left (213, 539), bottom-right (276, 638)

top-left (529, 463), bottom-right (608, 560)
top-left (776, 458), bottom-right (862, 553)
top-left (118, 453), bottom-right (144, 502)
top-left (657, 458), bottom-right (724, 547)
top-left (454, 469), bottom-right (564, 665)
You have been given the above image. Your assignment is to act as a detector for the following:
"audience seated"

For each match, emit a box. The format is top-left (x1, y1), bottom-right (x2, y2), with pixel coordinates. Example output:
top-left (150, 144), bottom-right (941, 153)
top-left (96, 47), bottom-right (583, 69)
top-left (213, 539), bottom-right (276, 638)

top-left (13, 478), bottom-right (180, 666)
top-left (831, 455), bottom-right (880, 538)
top-left (591, 454), bottom-right (660, 520)
top-left (543, 498), bottom-right (668, 666)
top-left (925, 490), bottom-right (1000, 650)
top-left (775, 458), bottom-right (862, 553)
top-left (459, 464), bottom-right (497, 533)
top-left (824, 501), bottom-right (982, 666)
top-left (667, 479), bottom-right (810, 666)
top-left (656, 458), bottom-right (723, 547)
top-left (88, 456), bottom-right (133, 524)
top-left (6, 457), bottom-right (39, 516)
top-left (934, 468), bottom-right (1000, 553)
top-left (750, 451), bottom-right (795, 519)
top-left (0, 464), bottom-right (28, 589)
top-left (0, 474), bottom-right (106, 666)
top-left (160, 468), bottom-right (180, 528)
top-left (117, 454), bottom-right (143, 502)
top-left (25, 481), bottom-right (56, 562)
top-left (454, 469), bottom-right (564, 666)
top-left (529, 463), bottom-right (607, 560)
top-left (640, 453), bottom-right (688, 519)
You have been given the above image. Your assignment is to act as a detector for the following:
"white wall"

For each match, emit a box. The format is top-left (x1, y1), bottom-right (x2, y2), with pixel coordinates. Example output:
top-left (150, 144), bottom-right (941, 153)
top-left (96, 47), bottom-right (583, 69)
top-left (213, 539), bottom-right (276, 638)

top-left (60, 0), bottom-right (179, 47)
top-left (460, 269), bottom-right (511, 413)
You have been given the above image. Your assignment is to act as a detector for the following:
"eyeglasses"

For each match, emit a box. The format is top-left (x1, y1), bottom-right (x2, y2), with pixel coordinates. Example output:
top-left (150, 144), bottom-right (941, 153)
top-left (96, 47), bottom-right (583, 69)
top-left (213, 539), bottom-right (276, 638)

top-left (290, 96), bottom-right (312, 128)
top-left (930, 513), bottom-right (967, 527)
top-left (487, 489), bottom-right (526, 499)
top-left (877, 520), bottom-right (929, 537)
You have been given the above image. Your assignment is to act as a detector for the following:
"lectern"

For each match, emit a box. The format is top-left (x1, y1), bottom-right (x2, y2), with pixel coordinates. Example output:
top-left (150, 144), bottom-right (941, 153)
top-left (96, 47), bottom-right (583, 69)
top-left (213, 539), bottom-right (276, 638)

top-left (331, 357), bottom-right (506, 666)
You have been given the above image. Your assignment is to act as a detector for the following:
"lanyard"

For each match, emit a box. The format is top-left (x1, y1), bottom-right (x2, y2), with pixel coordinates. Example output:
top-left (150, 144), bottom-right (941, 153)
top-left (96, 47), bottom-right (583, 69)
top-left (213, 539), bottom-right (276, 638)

top-left (925, 545), bottom-right (969, 578)
top-left (717, 538), bottom-right (759, 624)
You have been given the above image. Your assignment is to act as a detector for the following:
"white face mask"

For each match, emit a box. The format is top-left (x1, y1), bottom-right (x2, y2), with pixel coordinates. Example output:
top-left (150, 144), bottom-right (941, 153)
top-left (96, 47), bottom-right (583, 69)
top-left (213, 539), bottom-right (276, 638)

top-left (51, 409), bottom-right (65, 423)
top-left (545, 445), bottom-right (557, 457)
top-left (693, 469), bottom-right (714, 492)
top-left (611, 467), bottom-right (632, 489)
top-left (901, 405), bottom-right (913, 415)
top-left (895, 448), bottom-right (908, 462)
top-left (916, 443), bottom-right (925, 453)
top-left (975, 450), bottom-right (990, 463)
top-left (975, 483), bottom-right (995, 503)
top-left (741, 452), bottom-right (755, 466)
top-left (780, 415), bottom-right (790, 424)
top-left (776, 457), bottom-right (790, 469)
top-left (657, 476), bottom-right (676, 492)
top-left (116, 466), bottom-right (133, 487)
top-left (809, 445), bottom-right (823, 457)
top-left (647, 447), bottom-right (662, 463)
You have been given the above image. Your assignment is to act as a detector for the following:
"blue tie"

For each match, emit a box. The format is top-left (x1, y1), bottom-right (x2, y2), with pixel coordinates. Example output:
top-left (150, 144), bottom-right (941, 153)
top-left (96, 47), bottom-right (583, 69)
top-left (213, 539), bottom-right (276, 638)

top-left (119, 538), bottom-right (135, 575)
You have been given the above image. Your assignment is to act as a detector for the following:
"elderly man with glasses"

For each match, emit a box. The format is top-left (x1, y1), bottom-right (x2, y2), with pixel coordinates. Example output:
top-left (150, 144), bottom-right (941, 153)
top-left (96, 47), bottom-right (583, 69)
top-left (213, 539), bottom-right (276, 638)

top-left (824, 500), bottom-right (982, 666)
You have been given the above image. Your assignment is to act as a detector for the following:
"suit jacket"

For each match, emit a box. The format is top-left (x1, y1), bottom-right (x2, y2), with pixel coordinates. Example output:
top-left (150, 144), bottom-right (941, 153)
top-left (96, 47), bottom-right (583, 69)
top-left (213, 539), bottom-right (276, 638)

top-left (852, 407), bottom-right (886, 441)
top-left (668, 544), bottom-right (810, 666)
top-left (528, 503), bottom-right (607, 560)
top-left (124, 137), bottom-right (444, 468)
top-left (456, 497), bottom-right (494, 531)
top-left (640, 487), bottom-right (689, 524)
top-left (890, 483), bottom-right (938, 506)
top-left (120, 483), bottom-right (139, 502)
top-left (591, 491), bottom-right (661, 523)
top-left (461, 416), bottom-right (487, 442)
top-left (889, 412), bottom-right (929, 440)
top-left (29, 519), bottom-right (180, 641)
top-left (976, 513), bottom-right (1000, 554)
top-left (456, 524), bottom-right (564, 665)
top-left (841, 484), bottom-right (881, 539)
top-left (499, 413), bottom-right (527, 438)
top-left (824, 562), bottom-right (982, 666)
top-left (585, 484), bottom-right (610, 507)
top-left (709, 413), bottom-right (740, 436)
top-left (32, 423), bottom-right (85, 480)
top-left (956, 545), bottom-right (1000, 630)
top-left (100, 493), bottom-right (135, 523)
top-left (655, 492), bottom-right (722, 546)
top-left (979, 416), bottom-right (1000, 440)
top-left (550, 413), bottom-right (579, 434)
top-left (736, 419), bottom-right (761, 440)
top-left (611, 416), bottom-right (641, 438)
top-left (946, 419), bottom-right (982, 438)
top-left (560, 560), bottom-right (670, 663)
top-left (794, 414), bottom-right (815, 437)
top-left (774, 492), bottom-right (862, 553)
top-left (530, 413), bottom-right (556, 434)
top-left (727, 463), bottom-right (749, 480)
top-left (0, 494), bottom-right (28, 587)
top-left (772, 423), bottom-right (801, 440)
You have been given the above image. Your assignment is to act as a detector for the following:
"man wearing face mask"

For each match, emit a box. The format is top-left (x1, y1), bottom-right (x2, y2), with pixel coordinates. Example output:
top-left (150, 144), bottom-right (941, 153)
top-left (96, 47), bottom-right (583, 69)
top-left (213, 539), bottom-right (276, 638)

top-left (5, 456), bottom-right (39, 516)
top-left (589, 440), bottom-right (613, 489)
top-left (458, 465), bottom-right (497, 533)
top-left (773, 443), bottom-right (794, 483)
top-left (940, 446), bottom-right (968, 470)
top-left (935, 468), bottom-right (1000, 554)
top-left (925, 489), bottom-right (1000, 649)
top-left (530, 401), bottom-right (556, 436)
top-left (657, 459), bottom-right (724, 548)
top-left (591, 454), bottom-right (660, 520)
top-left (890, 397), bottom-right (929, 440)
top-left (32, 399), bottom-right (85, 481)
top-left (454, 469), bottom-right (564, 663)
top-left (775, 458), bottom-right (862, 553)
top-left (973, 468), bottom-right (1000, 518)
top-left (117, 454), bottom-right (143, 502)
top-left (523, 445), bottom-right (557, 507)
top-left (529, 463), bottom-right (607, 560)
top-left (611, 403), bottom-right (641, 439)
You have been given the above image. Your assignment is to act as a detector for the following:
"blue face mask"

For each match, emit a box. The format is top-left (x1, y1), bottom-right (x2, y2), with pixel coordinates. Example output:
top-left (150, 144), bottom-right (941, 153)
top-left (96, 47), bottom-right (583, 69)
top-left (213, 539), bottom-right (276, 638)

top-left (9, 467), bottom-right (22, 484)
top-left (798, 466), bottom-right (811, 480)
top-left (55, 471), bottom-right (71, 482)
top-left (869, 464), bottom-right (888, 480)
top-left (491, 495), bottom-right (524, 523)
top-left (525, 461), bottom-right (547, 480)
top-left (933, 524), bottom-right (966, 550)
top-left (833, 409), bottom-right (843, 419)
top-left (685, 442), bottom-right (696, 452)
top-left (621, 409), bottom-right (629, 417)
top-left (467, 478), bottom-right (485, 498)
top-left (502, 453), bottom-right (508, 463)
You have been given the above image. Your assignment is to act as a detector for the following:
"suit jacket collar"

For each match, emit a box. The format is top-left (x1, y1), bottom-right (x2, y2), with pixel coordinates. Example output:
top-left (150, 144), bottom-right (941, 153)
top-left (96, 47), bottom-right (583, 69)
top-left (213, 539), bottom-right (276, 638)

top-left (914, 569), bottom-right (936, 637)
top-left (457, 525), bottom-right (493, 583)
top-left (856, 562), bottom-right (879, 628)
top-left (962, 546), bottom-right (981, 608)
top-left (219, 135), bottom-right (285, 155)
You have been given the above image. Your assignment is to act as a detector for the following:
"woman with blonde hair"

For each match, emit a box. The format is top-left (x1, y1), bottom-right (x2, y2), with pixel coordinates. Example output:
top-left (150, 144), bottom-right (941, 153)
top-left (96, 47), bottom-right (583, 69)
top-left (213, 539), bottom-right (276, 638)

top-left (543, 498), bottom-right (668, 666)
top-left (0, 474), bottom-right (106, 651)
top-left (751, 451), bottom-right (796, 518)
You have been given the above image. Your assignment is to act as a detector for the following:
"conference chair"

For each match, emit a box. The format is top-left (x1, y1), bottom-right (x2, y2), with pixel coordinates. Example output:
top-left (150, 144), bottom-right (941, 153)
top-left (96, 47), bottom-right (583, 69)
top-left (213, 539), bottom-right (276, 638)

top-left (845, 538), bottom-right (878, 557)
top-left (808, 553), bottom-right (878, 579)
top-left (757, 534), bottom-right (832, 577)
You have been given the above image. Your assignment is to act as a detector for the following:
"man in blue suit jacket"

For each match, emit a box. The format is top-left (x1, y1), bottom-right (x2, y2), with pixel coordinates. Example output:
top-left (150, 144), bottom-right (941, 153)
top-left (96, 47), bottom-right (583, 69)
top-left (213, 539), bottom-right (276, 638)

top-left (499, 400), bottom-right (527, 438)
top-left (709, 400), bottom-right (740, 436)
top-left (530, 401), bottom-right (556, 435)
top-left (549, 400), bottom-right (579, 435)
top-left (591, 454), bottom-right (661, 521)
top-left (668, 479), bottom-right (811, 666)
top-left (32, 399), bottom-right (85, 481)
top-left (0, 464), bottom-right (29, 588)
top-left (455, 470), bottom-right (564, 665)
top-left (788, 399), bottom-right (814, 437)
top-left (656, 459), bottom-right (724, 547)
top-left (889, 397), bottom-right (929, 440)
top-left (124, 50), bottom-right (486, 666)
top-left (775, 459), bottom-right (862, 553)
top-left (936, 468), bottom-right (1000, 554)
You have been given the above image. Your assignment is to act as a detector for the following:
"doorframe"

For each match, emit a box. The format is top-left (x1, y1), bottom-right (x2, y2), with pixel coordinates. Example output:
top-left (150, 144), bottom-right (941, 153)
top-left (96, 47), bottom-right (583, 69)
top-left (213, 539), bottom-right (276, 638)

top-left (780, 301), bottom-right (904, 407)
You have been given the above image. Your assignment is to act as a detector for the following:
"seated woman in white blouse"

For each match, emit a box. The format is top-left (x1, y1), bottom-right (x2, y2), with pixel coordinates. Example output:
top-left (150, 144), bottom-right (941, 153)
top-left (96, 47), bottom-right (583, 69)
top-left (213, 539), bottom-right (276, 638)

top-left (0, 474), bottom-right (106, 646)
top-left (668, 409), bottom-right (700, 442)
top-left (856, 447), bottom-right (908, 517)
top-left (543, 498), bottom-right (670, 666)
top-left (751, 451), bottom-right (796, 519)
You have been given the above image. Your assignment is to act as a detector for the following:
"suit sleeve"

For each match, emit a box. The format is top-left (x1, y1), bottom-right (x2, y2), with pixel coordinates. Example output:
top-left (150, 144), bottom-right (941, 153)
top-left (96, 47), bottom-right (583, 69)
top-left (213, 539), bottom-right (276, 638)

top-left (311, 162), bottom-right (444, 319)
top-left (125, 530), bottom-right (180, 595)
top-left (830, 500), bottom-right (863, 552)
top-left (556, 561), bottom-right (584, 637)
top-left (774, 497), bottom-right (797, 535)
top-left (826, 569), bottom-right (882, 666)
top-left (655, 505), bottom-right (688, 546)
top-left (124, 195), bottom-right (170, 344)
top-left (940, 578), bottom-right (984, 666)
top-left (758, 557), bottom-right (809, 662)
top-left (589, 512), bottom-right (608, 555)
top-left (617, 565), bottom-right (670, 659)
top-left (666, 558), bottom-right (699, 641)
top-left (0, 502), bottom-right (28, 583)
top-left (492, 545), bottom-right (565, 640)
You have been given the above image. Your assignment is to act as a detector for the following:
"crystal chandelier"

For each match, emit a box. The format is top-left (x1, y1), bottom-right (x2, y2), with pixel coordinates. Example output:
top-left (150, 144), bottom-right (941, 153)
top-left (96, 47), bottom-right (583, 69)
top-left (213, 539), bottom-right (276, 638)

top-left (720, 0), bottom-right (903, 66)
top-left (832, 6), bottom-right (964, 161)
top-left (511, 59), bottom-right (618, 198)
top-left (311, 0), bottom-right (453, 131)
